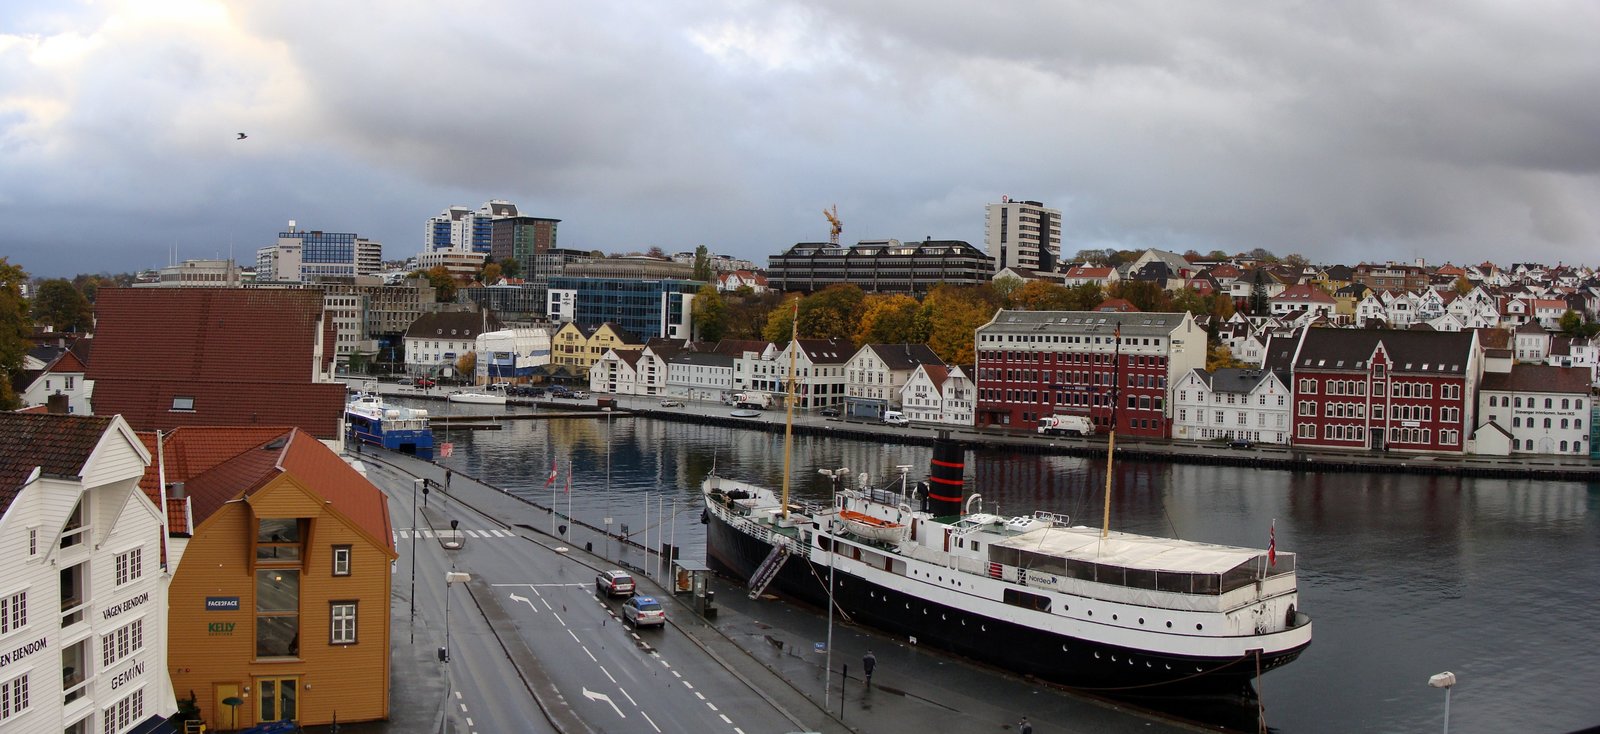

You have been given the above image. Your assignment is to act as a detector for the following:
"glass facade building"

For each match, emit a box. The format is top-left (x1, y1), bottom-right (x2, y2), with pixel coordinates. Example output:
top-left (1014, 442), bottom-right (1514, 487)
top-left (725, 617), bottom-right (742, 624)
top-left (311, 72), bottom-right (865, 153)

top-left (546, 277), bottom-right (705, 340)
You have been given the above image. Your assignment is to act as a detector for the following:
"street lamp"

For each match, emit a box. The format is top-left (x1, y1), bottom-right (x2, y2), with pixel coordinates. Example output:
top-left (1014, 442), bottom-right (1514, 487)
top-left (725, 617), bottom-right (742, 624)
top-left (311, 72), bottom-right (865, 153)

top-left (1428, 671), bottom-right (1457, 734)
top-left (442, 570), bottom-right (471, 734)
top-left (409, 477), bottom-right (422, 643)
top-left (817, 466), bottom-right (848, 710)
top-left (603, 407), bottom-right (614, 560)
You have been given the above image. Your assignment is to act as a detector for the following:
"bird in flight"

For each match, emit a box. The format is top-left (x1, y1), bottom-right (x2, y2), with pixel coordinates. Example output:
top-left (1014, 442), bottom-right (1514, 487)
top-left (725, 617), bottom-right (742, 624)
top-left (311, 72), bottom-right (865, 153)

top-left (236, 132), bottom-right (248, 140)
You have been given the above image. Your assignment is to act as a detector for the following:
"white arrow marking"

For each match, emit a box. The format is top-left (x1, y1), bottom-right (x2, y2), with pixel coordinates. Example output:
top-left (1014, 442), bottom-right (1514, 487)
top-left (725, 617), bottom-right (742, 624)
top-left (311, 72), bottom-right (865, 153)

top-left (582, 688), bottom-right (626, 719)
top-left (508, 593), bottom-right (538, 613)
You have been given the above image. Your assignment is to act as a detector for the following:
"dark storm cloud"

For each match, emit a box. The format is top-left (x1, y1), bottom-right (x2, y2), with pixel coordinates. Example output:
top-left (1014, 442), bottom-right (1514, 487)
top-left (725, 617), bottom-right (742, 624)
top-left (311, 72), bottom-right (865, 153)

top-left (1, 1), bottom-right (1597, 277)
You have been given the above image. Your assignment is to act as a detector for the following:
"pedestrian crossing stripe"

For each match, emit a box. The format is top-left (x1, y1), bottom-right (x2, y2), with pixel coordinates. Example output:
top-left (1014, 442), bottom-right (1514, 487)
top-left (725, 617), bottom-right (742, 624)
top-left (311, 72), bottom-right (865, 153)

top-left (397, 528), bottom-right (515, 539)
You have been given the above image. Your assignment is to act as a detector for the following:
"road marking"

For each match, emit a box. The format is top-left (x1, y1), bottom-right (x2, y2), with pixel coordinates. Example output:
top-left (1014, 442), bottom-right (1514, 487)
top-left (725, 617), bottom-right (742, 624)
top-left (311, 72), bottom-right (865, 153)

top-left (459, 703), bottom-right (468, 713)
top-left (735, 728), bottom-right (746, 734)
top-left (600, 665), bottom-right (616, 684)
top-left (694, 692), bottom-right (705, 700)
top-left (568, 629), bottom-right (581, 643)
top-left (465, 718), bottom-right (473, 727)
top-left (582, 645), bottom-right (597, 662)
top-left (660, 659), bottom-right (671, 669)
top-left (706, 701), bottom-right (719, 711)
top-left (682, 681), bottom-right (693, 689)
top-left (421, 529), bottom-right (434, 538)
top-left (719, 714), bottom-right (732, 724)
top-left (454, 691), bottom-right (462, 699)
top-left (641, 711), bottom-right (662, 733)
top-left (490, 582), bottom-right (586, 589)
top-left (553, 613), bottom-right (567, 627)
top-left (581, 688), bottom-right (625, 719)
top-left (508, 593), bottom-right (538, 613)
top-left (619, 687), bottom-right (637, 707)
top-left (672, 670), bottom-right (681, 678)
top-left (541, 598), bottom-right (552, 610)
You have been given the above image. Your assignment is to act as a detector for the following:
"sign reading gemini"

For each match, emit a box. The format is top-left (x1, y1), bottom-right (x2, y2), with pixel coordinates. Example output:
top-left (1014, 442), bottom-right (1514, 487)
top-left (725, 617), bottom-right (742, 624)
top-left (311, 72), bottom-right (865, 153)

top-left (206, 596), bottom-right (240, 611)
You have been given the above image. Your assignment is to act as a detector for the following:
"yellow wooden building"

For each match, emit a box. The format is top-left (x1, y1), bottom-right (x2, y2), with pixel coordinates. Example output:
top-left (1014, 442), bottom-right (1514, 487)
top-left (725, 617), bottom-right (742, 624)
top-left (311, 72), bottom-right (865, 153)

top-left (156, 427), bottom-right (396, 730)
top-left (550, 321), bottom-right (643, 375)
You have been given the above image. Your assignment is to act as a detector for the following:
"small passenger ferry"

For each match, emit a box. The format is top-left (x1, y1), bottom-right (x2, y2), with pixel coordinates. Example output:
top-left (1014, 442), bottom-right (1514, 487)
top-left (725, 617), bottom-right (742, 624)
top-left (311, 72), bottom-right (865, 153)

top-left (346, 393), bottom-right (434, 459)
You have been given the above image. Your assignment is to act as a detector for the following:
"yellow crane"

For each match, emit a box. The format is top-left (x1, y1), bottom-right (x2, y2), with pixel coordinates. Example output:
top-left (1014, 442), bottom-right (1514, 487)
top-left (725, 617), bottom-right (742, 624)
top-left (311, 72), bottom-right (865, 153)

top-left (823, 204), bottom-right (842, 245)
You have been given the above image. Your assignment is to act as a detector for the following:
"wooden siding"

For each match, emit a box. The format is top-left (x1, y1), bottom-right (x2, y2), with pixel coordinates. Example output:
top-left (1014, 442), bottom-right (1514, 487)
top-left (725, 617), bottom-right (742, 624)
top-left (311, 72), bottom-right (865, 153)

top-left (170, 476), bottom-right (393, 729)
top-left (79, 419), bottom-right (151, 491)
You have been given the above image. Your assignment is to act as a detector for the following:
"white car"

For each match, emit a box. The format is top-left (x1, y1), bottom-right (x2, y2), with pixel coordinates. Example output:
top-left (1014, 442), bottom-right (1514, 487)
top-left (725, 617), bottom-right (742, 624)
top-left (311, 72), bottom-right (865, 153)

top-left (572, 391), bottom-right (591, 399)
top-left (622, 595), bottom-right (666, 628)
top-left (659, 399), bottom-right (684, 407)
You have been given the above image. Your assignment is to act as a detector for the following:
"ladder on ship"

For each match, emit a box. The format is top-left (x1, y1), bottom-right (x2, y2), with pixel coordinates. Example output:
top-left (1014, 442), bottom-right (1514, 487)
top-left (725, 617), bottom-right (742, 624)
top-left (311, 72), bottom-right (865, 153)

top-left (748, 542), bottom-right (791, 599)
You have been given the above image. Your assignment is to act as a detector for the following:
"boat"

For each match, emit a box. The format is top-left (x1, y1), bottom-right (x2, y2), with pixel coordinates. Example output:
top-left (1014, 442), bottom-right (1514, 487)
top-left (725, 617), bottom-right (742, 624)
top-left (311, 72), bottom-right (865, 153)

top-left (447, 390), bottom-right (507, 405)
top-left (346, 393), bottom-right (434, 459)
top-left (701, 318), bottom-right (1311, 696)
top-left (730, 409), bottom-right (761, 418)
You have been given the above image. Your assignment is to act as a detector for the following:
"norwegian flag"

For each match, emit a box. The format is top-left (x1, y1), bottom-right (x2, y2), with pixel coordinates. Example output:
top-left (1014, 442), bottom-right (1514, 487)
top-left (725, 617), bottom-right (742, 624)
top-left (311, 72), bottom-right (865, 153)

top-left (546, 460), bottom-right (558, 488)
top-left (1268, 520), bottom-right (1277, 567)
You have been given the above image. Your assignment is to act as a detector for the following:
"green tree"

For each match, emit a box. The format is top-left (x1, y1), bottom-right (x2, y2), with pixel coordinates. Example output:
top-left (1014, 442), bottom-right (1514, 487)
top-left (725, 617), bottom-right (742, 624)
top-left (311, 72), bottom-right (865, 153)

top-left (990, 274), bottom-right (1025, 304)
top-left (0, 258), bottom-right (32, 409)
top-left (31, 279), bottom-right (93, 332)
top-left (500, 258), bottom-right (521, 278)
top-left (1205, 249), bottom-right (1230, 260)
top-left (1559, 309), bottom-right (1584, 337)
top-left (691, 285), bottom-right (727, 342)
top-left (692, 245), bottom-right (713, 282)
top-left (1108, 280), bottom-right (1172, 312)
top-left (725, 290), bottom-right (782, 340)
top-left (480, 263), bottom-right (502, 285)
top-left (1072, 249), bottom-right (1109, 265)
top-left (1170, 287), bottom-right (1206, 317)
top-left (1063, 283), bottom-right (1104, 311)
top-left (854, 294), bottom-right (927, 346)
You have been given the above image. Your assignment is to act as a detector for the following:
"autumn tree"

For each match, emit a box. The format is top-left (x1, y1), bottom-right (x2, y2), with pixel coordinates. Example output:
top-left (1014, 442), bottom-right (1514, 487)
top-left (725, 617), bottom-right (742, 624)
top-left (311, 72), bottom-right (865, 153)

top-left (1207, 343), bottom-right (1245, 371)
top-left (647, 246), bottom-right (666, 258)
top-left (412, 266), bottom-right (459, 301)
top-left (1108, 280), bottom-right (1172, 312)
top-left (1454, 276), bottom-right (1472, 296)
top-left (691, 285), bottom-right (727, 342)
top-left (480, 263), bottom-right (502, 285)
top-left (762, 296), bottom-right (804, 342)
top-left (1008, 280), bottom-right (1075, 311)
top-left (854, 294), bottom-right (927, 346)
top-left (1063, 283), bottom-right (1104, 311)
top-left (0, 258), bottom-right (32, 409)
top-left (455, 351), bottom-right (477, 381)
top-left (1282, 253), bottom-right (1311, 272)
top-left (1072, 249), bottom-right (1110, 265)
top-left (990, 274), bottom-right (1025, 304)
top-left (922, 284), bottom-right (1000, 366)
top-left (796, 284), bottom-right (864, 341)
top-left (31, 279), bottom-right (93, 332)
top-left (724, 289), bottom-right (782, 340)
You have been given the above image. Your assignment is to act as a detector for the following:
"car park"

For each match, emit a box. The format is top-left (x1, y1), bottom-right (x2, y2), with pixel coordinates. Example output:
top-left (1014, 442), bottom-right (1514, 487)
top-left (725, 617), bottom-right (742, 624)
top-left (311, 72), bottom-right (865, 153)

top-left (622, 595), bottom-right (666, 628)
top-left (659, 399), bottom-right (684, 407)
top-left (596, 569), bottom-right (635, 597)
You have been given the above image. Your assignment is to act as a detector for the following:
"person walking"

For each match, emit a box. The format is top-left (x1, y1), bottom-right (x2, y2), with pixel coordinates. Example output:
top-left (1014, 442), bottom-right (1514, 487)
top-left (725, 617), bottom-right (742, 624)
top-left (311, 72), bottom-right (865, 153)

top-left (1018, 716), bottom-right (1032, 734)
top-left (862, 650), bottom-right (876, 686)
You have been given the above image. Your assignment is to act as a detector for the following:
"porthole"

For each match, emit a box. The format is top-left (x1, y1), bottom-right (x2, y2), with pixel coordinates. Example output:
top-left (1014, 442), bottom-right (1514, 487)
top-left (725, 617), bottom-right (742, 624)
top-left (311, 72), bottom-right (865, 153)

top-left (1165, 621), bottom-right (1172, 628)
top-left (1112, 614), bottom-right (1118, 621)
top-left (1094, 652), bottom-right (1101, 660)
top-left (961, 620), bottom-right (966, 626)
top-left (942, 613), bottom-right (947, 621)
top-left (1145, 662), bottom-right (1152, 668)
top-left (923, 608), bottom-right (928, 615)
top-left (1111, 655), bottom-right (1117, 662)
top-left (869, 591), bottom-right (875, 599)
top-left (1164, 664), bottom-right (1172, 670)
top-left (1061, 644), bottom-right (1069, 652)
top-left (980, 624), bottom-right (987, 632)
top-left (906, 603), bottom-right (911, 609)
top-left (1196, 623), bottom-right (1204, 631)
top-left (1087, 610), bottom-right (1093, 617)
top-left (1138, 618), bottom-right (1145, 625)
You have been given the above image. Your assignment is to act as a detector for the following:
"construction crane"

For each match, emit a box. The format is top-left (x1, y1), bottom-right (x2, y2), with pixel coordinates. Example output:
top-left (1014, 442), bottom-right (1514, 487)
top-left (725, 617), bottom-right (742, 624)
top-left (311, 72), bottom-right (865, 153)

top-left (823, 204), bottom-right (842, 245)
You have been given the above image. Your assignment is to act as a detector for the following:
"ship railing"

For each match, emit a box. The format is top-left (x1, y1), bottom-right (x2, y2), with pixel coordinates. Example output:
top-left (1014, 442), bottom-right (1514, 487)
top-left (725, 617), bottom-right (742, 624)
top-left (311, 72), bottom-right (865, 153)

top-left (1031, 510), bottom-right (1072, 527)
top-left (988, 562), bottom-right (1299, 613)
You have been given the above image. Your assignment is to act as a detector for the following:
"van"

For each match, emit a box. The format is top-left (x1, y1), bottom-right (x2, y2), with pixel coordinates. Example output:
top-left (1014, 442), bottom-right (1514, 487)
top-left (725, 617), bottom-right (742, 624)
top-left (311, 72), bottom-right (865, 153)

top-left (881, 410), bottom-right (909, 427)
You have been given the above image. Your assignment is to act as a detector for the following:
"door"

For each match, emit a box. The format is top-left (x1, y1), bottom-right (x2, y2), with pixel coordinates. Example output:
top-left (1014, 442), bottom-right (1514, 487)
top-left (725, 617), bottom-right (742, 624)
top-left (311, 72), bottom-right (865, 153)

top-left (213, 683), bottom-right (242, 731)
top-left (257, 676), bottom-right (299, 724)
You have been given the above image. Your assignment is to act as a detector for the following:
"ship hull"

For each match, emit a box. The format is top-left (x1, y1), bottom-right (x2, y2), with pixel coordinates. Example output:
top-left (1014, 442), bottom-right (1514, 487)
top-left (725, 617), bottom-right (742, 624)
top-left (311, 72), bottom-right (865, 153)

top-left (706, 511), bottom-right (1307, 696)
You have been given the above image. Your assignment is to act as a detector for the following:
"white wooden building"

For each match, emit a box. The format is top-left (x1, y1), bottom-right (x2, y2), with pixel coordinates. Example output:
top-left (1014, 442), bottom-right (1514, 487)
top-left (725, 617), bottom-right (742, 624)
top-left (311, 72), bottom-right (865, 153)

top-left (1171, 367), bottom-right (1292, 445)
top-left (900, 364), bottom-right (975, 426)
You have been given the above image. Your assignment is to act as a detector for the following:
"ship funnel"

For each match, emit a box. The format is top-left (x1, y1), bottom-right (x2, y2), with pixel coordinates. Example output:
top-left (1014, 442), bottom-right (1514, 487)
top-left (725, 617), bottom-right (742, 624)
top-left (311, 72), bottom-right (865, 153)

top-left (926, 430), bottom-right (965, 516)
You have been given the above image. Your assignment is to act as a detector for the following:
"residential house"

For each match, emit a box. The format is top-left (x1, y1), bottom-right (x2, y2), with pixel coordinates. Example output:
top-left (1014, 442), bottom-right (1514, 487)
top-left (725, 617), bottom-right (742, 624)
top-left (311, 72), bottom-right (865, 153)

top-left (1061, 264), bottom-right (1119, 288)
top-left (590, 349), bottom-right (643, 395)
top-left (973, 310), bottom-right (1207, 436)
top-left (403, 310), bottom-right (505, 379)
top-left (1476, 365), bottom-right (1590, 455)
top-left (16, 349), bottom-right (93, 415)
top-left (842, 344), bottom-right (944, 419)
top-left (0, 412), bottom-right (175, 734)
top-left (665, 351), bottom-right (736, 402)
top-left (715, 271), bottom-right (768, 294)
top-left (549, 322), bottom-right (643, 378)
top-left (1353, 262), bottom-right (1430, 292)
top-left (900, 364), bottom-right (974, 426)
top-left (1172, 368), bottom-right (1292, 445)
top-left (1268, 284), bottom-right (1337, 320)
top-left (1512, 321), bottom-right (1552, 362)
top-left (745, 339), bottom-right (853, 410)
top-left (160, 427), bottom-right (396, 730)
top-left (86, 288), bottom-right (347, 444)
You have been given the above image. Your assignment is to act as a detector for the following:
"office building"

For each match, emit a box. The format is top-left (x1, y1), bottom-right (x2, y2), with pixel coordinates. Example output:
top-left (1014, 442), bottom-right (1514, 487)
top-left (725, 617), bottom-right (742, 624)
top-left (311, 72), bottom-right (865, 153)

top-left (767, 239), bottom-right (993, 293)
top-left (984, 198), bottom-right (1061, 274)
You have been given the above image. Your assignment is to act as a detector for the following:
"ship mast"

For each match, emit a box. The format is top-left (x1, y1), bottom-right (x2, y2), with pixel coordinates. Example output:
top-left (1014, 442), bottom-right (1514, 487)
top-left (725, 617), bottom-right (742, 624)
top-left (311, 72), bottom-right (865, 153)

top-left (780, 300), bottom-right (799, 520)
top-left (1101, 322), bottom-right (1121, 539)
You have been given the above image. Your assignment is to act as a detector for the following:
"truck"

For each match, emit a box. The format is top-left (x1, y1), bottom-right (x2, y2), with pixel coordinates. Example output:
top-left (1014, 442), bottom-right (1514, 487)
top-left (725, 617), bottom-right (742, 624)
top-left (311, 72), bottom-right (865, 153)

top-left (1037, 415), bottom-right (1094, 437)
top-left (733, 392), bottom-right (772, 410)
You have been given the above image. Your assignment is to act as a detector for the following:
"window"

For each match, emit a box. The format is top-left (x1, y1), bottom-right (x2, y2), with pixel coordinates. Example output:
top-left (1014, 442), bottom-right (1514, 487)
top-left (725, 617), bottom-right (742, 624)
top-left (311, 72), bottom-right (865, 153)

top-left (332, 546), bottom-right (352, 577)
top-left (0, 672), bottom-right (27, 721)
top-left (256, 570), bottom-right (300, 658)
top-left (171, 396), bottom-right (195, 411)
top-left (101, 619), bottom-right (144, 668)
top-left (116, 548), bottom-right (143, 586)
top-left (102, 688), bottom-right (144, 734)
top-left (257, 519), bottom-right (303, 562)
top-left (331, 601), bottom-right (358, 644)
top-left (0, 591), bottom-right (23, 634)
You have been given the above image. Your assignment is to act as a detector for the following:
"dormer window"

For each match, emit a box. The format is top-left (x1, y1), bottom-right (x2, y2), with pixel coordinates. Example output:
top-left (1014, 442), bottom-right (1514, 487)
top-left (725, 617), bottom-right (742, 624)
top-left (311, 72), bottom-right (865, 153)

top-left (172, 396), bottom-right (195, 411)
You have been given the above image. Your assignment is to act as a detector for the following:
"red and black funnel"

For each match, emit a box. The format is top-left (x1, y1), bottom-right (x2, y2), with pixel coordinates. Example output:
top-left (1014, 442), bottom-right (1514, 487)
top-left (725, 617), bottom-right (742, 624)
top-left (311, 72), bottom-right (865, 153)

top-left (926, 431), bottom-right (965, 517)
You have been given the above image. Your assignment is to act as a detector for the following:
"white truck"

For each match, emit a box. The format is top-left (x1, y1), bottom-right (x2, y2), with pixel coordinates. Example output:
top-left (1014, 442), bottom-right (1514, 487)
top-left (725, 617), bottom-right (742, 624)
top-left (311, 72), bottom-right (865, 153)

top-left (733, 392), bottom-right (772, 410)
top-left (1037, 415), bottom-right (1094, 437)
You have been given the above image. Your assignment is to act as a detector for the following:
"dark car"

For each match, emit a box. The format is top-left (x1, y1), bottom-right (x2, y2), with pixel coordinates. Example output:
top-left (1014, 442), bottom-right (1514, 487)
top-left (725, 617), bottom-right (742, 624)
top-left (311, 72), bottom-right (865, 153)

top-left (819, 406), bottom-right (841, 417)
top-left (1228, 438), bottom-right (1254, 449)
top-left (596, 570), bottom-right (635, 597)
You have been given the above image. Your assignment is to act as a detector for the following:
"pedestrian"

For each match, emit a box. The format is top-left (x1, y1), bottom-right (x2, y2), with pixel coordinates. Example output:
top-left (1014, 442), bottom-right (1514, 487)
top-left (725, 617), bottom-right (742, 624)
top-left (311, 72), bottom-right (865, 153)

top-left (1018, 716), bottom-right (1032, 734)
top-left (862, 650), bottom-right (876, 686)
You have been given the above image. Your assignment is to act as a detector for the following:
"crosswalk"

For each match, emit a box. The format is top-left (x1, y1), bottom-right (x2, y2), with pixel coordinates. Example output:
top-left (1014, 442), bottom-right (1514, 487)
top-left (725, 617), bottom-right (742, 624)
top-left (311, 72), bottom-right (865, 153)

top-left (397, 528), bottom-right (518, 540)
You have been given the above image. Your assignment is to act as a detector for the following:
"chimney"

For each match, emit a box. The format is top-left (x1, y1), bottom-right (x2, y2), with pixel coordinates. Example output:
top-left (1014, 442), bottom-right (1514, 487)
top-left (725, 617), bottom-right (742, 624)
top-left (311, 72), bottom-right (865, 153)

top-left (47, 393), bottom-right (69, 414)
top-left (167, 482), bottom-right (186, 500)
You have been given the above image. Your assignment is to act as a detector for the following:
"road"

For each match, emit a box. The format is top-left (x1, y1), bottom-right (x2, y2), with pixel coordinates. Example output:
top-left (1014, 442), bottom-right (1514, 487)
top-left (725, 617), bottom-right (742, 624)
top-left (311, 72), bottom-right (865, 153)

top-left (368, 458), bottom-right (806, 734)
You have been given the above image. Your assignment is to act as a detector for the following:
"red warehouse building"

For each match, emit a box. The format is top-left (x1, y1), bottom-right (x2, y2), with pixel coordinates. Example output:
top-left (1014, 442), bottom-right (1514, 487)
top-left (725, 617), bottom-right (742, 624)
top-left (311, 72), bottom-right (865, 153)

top-left (973, 310), bottom-right (1207, 436)
top-left (1288, 329), bottom-right (1479, 453)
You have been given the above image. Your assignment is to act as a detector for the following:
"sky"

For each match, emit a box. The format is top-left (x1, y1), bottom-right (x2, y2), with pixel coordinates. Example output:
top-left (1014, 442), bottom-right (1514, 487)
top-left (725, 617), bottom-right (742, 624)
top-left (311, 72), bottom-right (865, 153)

top-left (4, 1), bottom-right (1600, 279)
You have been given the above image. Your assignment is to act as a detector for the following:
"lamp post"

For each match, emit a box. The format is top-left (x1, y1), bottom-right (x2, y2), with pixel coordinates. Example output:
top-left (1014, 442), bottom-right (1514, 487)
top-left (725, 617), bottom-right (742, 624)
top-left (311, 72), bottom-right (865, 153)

top-left (442, 570), bottom-right (471, 734)
top-left (1428, 671), bottom-right (1457, 734)
top-left (817, 466), bottom-right (848, 710)
top-left (409, 477), bottom-right (422, 643)
top-left (603, 407), bottom-right (614, 560)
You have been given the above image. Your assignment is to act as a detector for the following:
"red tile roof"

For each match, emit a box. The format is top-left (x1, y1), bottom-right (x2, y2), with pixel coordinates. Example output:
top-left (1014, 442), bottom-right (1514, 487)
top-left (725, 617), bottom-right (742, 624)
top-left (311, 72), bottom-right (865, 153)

top-left (136, 426), bottom-right (298, 511)
top-left (87, 288), bottom-right (343, 438)
top-left (0, 413), bottom-right (115, 513)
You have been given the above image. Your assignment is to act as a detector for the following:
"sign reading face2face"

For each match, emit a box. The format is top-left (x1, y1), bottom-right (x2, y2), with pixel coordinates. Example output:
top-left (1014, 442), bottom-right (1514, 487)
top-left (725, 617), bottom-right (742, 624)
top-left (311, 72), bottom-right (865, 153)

top-left (206, 597), bottom-right (240, 611)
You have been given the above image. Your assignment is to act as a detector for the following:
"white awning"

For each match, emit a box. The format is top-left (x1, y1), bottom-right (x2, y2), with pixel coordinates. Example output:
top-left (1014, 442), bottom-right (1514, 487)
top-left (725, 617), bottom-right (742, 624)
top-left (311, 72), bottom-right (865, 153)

top-left (992, 526), bottom-right (1273, 574)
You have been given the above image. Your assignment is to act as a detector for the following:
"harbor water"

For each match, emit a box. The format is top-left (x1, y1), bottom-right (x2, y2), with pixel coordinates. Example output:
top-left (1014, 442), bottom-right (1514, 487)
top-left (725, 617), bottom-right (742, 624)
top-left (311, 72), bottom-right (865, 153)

top-left (421, 409), bottom-right (1600, 733)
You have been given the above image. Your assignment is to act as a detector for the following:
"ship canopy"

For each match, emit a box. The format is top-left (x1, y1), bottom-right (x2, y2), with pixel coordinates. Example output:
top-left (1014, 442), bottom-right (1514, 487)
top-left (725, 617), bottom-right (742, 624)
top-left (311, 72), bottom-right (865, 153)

top-left (990, 525), bottom-right (1292, 594)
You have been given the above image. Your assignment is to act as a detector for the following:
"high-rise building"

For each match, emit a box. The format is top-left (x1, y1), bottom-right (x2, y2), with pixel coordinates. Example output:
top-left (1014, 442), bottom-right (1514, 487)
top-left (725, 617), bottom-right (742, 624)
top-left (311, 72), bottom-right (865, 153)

top-left (490, 216), bottom-right (560, 267)
top-left (423, 199), bottom-right (519, 254)
top-left (984, 198), bottom-right (1061, 274)
top-left (256, 221), bottom-right (372, 282)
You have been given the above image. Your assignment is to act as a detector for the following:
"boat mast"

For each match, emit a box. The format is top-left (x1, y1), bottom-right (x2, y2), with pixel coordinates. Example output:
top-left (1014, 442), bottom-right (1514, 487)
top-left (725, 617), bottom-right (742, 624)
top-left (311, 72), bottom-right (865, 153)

top-left (780, 300), bottom-right (799, 520)
top-left (1101, 322), bottom-right (1121, 539)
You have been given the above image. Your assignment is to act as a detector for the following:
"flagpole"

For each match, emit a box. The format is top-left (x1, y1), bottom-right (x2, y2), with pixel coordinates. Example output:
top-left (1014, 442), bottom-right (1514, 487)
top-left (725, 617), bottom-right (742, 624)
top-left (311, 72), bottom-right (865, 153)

top-left (566, 458), bottom-right (573, 542)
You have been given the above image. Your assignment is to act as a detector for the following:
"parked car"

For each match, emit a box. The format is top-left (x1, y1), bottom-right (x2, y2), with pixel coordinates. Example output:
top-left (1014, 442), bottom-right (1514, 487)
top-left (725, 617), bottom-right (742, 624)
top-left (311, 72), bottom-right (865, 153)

top-left (1228, 438), bottom-right (1254, 449)
top-left (488, 382), bottom-right (512, 392)
top-left (572, 390), bottom-right (591, 399)
top-left (819, 406), bottom-right (840, 417)
top-left (596, 569), bottom-right (635, 597)
top-left (416, 378), bottom-right (437, 388)
top-left (622, 595), bottom-right (667, 628)
top-left (659, 399), bottom-right (684, 407)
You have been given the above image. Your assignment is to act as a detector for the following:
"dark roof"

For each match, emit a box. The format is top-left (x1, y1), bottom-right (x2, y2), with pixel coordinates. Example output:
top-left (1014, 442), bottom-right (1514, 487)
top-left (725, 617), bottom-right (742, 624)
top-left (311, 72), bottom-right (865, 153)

top-left (711, 339), bottom-right (772, 357)
top-left (866, 344), bottom-right (944, 371)
top-left (87, 288), bottom-right (345, 438)
top-left (405, 310), bottom-right (504, 339)
top-left (1295, 328), bottom-right (1475, 375)
top-left (1473, 327), bottom-right (1512, 350)
top-left (793, 338), bottom-right (855, 364)
top-left (1480, 365), bottom-right (1591, 394)
top-left (1209, 368), bottom-right (1279, 394)
top-left (1261, 331), bottom-right (1305, 375)
top-left (0, 413), bottom-right (115, 512)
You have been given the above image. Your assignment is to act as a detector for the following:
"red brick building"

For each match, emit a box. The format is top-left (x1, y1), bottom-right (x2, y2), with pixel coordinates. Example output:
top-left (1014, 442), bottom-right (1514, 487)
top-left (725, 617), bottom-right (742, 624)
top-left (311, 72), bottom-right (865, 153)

top-left (1288, 329), bottom-right (1479, 453)
top-left (973, 310), bottom-right (1207, 436)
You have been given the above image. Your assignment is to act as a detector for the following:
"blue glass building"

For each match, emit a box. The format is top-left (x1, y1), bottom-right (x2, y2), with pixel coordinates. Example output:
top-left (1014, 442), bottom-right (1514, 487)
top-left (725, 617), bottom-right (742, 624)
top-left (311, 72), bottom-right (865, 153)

top-left (546, 277), bottom-right (705, 340)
